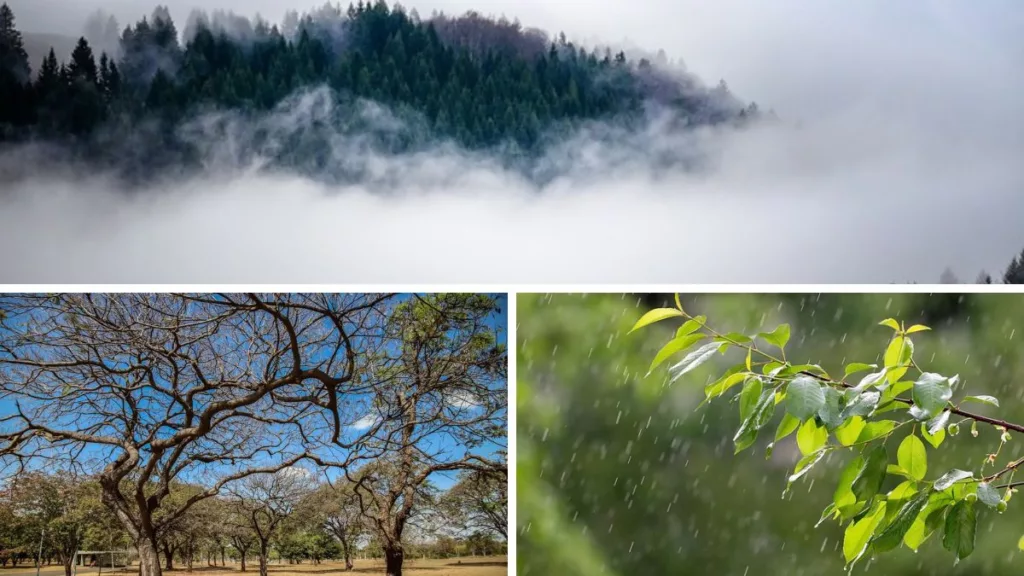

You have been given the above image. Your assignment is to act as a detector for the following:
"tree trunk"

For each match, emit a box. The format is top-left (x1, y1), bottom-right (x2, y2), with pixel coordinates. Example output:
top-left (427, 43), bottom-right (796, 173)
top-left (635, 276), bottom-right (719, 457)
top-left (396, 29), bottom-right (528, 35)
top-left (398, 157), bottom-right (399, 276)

top-left (64, 559), bottom-right (73, 576)
top-left (220, 549), bottom-right (226, 567)
top-left (138, 535), bottom-right (163, 576)
top-left (163, 545), bottom-right (174, 571)
top-left (340, 540), bottom-right (353, 571)
top-left (257, 544), bottom-right (269, 576)
top-left (240, 552), bottom-right (246, 573)
top-left (383, 545), bottom-right (403, 576)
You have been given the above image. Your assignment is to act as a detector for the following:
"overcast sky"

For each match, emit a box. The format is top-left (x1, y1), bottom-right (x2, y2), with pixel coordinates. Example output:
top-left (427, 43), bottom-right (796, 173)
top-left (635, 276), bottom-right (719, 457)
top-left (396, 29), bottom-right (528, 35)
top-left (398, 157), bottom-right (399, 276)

top-left (2, 0), bottom-right (1023, 283)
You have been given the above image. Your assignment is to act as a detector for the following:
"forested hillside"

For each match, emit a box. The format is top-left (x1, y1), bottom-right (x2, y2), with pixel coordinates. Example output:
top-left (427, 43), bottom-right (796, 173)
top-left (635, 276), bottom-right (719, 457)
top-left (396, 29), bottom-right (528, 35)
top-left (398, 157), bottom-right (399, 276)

top-left (0, 2), bottom-right (760, 183)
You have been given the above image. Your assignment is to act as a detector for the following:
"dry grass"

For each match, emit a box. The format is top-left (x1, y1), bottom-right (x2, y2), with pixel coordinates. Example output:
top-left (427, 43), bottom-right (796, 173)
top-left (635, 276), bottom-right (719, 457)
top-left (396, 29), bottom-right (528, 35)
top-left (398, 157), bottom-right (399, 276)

top-left (0, 558), bottom-right (507, 576)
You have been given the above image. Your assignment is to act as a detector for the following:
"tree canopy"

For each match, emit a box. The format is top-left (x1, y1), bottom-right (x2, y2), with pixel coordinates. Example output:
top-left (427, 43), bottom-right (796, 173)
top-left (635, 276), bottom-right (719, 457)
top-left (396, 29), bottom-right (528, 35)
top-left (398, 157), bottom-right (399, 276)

top-left (0, 2), bottom-right (757, 184)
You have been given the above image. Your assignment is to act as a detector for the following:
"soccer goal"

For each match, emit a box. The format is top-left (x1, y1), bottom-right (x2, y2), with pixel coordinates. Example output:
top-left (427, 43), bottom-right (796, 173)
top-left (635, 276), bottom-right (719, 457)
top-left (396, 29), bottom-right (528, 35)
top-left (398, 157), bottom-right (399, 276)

top-left (72, 551), bottom-right (135, 576)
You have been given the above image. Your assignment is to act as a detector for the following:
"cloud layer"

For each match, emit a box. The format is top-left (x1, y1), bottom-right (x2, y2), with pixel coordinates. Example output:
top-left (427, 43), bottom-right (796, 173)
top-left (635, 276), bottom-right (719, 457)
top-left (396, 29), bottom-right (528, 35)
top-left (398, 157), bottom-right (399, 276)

top-left (2, 0), bottom-right (1022, 283)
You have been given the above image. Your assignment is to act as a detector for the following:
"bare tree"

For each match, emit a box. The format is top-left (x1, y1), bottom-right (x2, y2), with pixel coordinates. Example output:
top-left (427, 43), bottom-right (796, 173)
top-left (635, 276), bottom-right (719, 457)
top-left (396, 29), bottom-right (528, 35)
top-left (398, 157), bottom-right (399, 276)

top-left (0, 293), bottom-right (395, 576)
top-left (330, 294), bottom-right (508, 576)
top-left (228, 469), bottom-right (314, 576)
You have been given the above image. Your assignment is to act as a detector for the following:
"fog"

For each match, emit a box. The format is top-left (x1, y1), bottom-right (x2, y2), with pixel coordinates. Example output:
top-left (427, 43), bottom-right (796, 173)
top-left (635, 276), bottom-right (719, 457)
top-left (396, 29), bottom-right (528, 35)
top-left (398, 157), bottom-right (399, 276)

top-left (2, 0), bottom-right (1023, 282)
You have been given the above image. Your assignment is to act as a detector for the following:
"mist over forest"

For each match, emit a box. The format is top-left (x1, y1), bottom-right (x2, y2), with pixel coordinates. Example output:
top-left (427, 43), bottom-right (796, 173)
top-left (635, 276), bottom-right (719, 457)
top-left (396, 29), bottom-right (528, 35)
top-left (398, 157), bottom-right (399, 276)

top-left (0, 0), bottom-right (1022, 282)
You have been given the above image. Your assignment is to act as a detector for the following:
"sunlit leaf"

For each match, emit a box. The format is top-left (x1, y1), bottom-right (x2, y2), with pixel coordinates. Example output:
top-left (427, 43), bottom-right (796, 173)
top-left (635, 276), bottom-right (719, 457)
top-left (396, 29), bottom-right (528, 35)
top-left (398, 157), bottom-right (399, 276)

top-left (835, 417), bottom-right (866, 447)
top-left (897, 435), bottom-right (927, 481)
top-left (856, 420), bottom-right (897, 444)
top-left (739, 377), bottom-right (763, 421)
top-left (843, 501), bottom-right (886, 564)
top-left (758, 323), bottom-right (791, 350)
top-left (905, 324), bottom-right (931, 334)
top-left (879, 318), bottom-right (901, 331)
top-left (922, 421), bottom-right (945, 449)
top-left (887, 481), bottom-right (918, 501)
top-left (796, 418), bottom-right (828, 456)
top-left (704, 370), bottom-right (749, 400)
top-left (818, 388), bottom-right (845, 430)
top-left (774, 413), bottom-right (800, 442)
top-left (676, 316), bottom-right (707, 338)
top-left (884, 336), bottom-right (913, 368)
top-left (629, 308), bottom-right (683, 333)
top-left (844, 363), bottom-right (878, 378)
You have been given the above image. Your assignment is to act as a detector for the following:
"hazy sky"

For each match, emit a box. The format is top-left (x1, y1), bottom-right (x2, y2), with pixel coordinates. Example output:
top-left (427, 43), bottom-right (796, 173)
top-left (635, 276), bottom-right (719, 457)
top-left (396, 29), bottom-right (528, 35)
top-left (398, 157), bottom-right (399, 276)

top-left (2, 0), bottom-right (1023, 282)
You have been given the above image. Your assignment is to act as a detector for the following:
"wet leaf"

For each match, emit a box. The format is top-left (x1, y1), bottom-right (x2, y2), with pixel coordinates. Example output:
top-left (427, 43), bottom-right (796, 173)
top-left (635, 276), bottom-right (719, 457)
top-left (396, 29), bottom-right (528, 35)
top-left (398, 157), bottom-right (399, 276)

top-left (844, 362), bottom-right (878, 378)
top-left (852, 445), bottom-right (888, 502)
top-left (962, 395), bottom-right (999, 408)
top-left (669, 342), bottom-right (723, 381)
top-left (934, 470), bottom-right (974, 491)
top-left (836, 417), bottom-right (866, 446)
top-left (774, 413), bottom-right (800, 442)
top-left (879, 318), bottom-right (901, 331)
top-left (976, 482), bottom-right (1002, 508)
top-left (786, 376), bottom-right (826, 421)
top-left (648, 333), bottom-right (705, 374)
top-left (905, 324), bottom-right (931, 334)
top-left (856, 420), bottom-right (898, 444)
top-left (912, 373), bottom-right (953, 419)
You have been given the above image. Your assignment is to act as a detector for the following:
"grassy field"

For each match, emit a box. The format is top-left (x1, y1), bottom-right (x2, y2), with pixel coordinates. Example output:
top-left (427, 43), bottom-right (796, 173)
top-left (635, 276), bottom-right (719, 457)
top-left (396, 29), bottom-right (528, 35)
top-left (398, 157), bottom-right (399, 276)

top-left (0, 558), bottom-right (507, 576)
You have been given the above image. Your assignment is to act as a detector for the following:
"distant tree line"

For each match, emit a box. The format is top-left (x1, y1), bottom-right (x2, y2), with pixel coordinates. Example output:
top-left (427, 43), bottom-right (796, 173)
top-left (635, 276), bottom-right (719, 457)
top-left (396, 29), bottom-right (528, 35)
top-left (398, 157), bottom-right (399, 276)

top-left (0, 468), bottom-right (506, 575)
top-left (0, 1), bottom-right (757, 183)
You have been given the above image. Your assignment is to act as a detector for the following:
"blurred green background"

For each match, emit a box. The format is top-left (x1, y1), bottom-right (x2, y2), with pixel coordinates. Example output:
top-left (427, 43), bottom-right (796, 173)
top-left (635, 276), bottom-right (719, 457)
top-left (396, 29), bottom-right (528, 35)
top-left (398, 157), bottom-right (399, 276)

top-left (517, 293), bottom-right (1024, 576)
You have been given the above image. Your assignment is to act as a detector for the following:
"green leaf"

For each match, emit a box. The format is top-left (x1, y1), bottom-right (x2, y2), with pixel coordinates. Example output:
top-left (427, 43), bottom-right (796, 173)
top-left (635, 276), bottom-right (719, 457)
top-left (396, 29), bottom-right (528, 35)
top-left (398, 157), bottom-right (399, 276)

top-left (733, 389), bottom-right (776, 454)
top-left (704, 369), bottom-right (749, 400)
top-left (852, 445), bottom-right (888, 502)
top-left (926, 410), bottom-right (950, 437)
top-left (1018, 535), bottom-right (1024, 551)
top-left (879, 318), bottom-right (901, 331)
top-left (962, 395), bottom-right (999, 408)
top-left (786, 376), bottom-right (826, 421)
top-left (897, 435), bottom-right (927, 481)
top-left (668, 342), bottom-right (722, 381)
top-left (676, 316), bottom-right (707, 338)
top-left (871, 491), bottom-right (931, 553)
top-left (715, 332), bottom-right (753, 345)
top-left (841, 391), bottom-right (880, 420)
top-left (922, 422), bottom-right (945, 449)
top-left (648, 333), bottom-right (705, 374)
top-left (884, 336), bottom-right (913, 368)
top-left (943, 500), bottom-right (977, 563)
top-left (796, 418), bottom-right (828, 456)
top-left (789, 449), bottom-right (827, 482)
top-left (911, 373), bottom-right (953, 419)
top-left (834, 456), bottom-right (864, 512)
top-left (843, 501), bottom-right (887, 564)
top-left (630, 308), bottom-right (683, 333)
top-left (905, 324), bottom-right (931, 334)
top-left (835, 417), bottom-right (866, 447)
top-left (818, 388), bottom-right (845, 430)
top-left (904, 493), bottom-right (953, 551)
top-left (976, 482), bottom-right (1002, 508)
top-left (673, 293), bottom-right (683, 311)
top-left (739, 377), bottom-right (763, 421)
top-left (844, 362), bottom-right (878, 378)
top-left (887, 481), bottom-right (918, 501)
top-left (856, 420), bottom-right (898, 444)
top-left (934, 470), bottom-right (974, 491)
top-left (758, 324), bottom-right (791, 349)
top-left (774, 413), bottom-right (801, 442)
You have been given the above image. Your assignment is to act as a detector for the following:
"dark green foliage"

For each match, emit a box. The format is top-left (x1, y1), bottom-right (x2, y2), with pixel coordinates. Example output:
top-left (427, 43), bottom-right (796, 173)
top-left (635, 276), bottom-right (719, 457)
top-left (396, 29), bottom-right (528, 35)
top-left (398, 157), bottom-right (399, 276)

top-left (0, 1), bottom-right (755, 182)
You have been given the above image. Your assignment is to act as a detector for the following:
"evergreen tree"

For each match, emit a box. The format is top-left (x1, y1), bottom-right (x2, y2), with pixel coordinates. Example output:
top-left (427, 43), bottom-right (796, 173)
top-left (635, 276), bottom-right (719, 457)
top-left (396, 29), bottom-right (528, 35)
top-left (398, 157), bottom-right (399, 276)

top-left (1004, 248), bottom-right (1024, 284)
top-left (69, 37), bottom-right (99, 83)
top-left (0, 2), bottom-right (29, 80)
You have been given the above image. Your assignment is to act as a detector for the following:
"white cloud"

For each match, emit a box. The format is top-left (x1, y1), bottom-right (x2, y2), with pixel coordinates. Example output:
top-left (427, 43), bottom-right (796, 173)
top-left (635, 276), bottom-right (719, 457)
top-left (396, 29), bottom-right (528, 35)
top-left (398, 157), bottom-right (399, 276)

top-left (350, 414), bottom-right (379, 431)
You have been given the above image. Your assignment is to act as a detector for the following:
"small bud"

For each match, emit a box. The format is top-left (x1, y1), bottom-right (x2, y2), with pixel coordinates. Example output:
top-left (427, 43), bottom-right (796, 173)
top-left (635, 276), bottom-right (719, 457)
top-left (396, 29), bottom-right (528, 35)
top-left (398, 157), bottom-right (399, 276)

top-left (965, 493), bottom-right (978, 503)
top-left (971, 421), bottom-right (979, 437)
top-left (947, 423), bottom-right (960, 436)
top-left (998, 500), bottom-right (1008, 513)
top-left (1003, 432), bottom-right (1012, 443)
